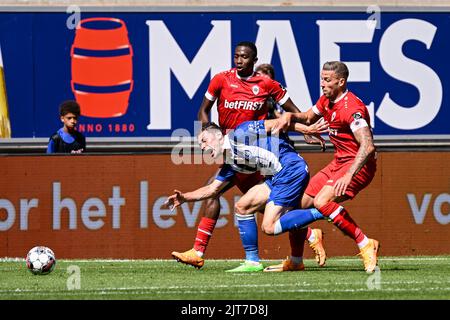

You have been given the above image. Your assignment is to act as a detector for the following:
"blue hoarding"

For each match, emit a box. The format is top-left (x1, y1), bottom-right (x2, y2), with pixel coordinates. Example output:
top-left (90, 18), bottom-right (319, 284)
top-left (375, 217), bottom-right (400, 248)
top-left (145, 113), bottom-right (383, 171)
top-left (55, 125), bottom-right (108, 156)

top-left (0, 10), bottom-right (449, 138)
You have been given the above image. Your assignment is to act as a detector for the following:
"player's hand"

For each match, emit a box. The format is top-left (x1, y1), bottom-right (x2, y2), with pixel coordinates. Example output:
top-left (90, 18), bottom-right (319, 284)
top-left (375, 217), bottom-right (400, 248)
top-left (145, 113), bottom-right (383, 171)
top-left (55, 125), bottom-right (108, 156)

top-left (163, 190), bottom-right (186, 211)
top-left (271, 112), bottom-right (292, 134)
top-left (333, 173), bottom-right (352, 197)
top-left (304, 134), bottom-right (326, 152)
top-left (307, 118), bottom-right (329, 135)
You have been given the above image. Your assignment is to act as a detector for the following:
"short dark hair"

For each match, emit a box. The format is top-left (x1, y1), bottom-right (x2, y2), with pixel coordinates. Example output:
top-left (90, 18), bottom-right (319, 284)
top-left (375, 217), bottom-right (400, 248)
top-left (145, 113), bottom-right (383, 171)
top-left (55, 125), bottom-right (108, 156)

top-left (322, 61), bottom-right (349, 80)
top-left (255, 63), bottom-right (275, 80)
top-left (59, 100), bottom-right (81, 117)
top-left (236, 41), bottom-right (257, 59)
top-left (202, 122), bottom-right (222, 132)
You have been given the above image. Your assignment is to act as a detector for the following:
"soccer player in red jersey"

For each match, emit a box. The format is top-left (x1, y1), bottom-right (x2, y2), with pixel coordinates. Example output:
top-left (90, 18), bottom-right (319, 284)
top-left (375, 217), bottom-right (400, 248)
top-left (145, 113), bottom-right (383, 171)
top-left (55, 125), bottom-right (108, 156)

top-left (171, 42), bottom-right (326, 269)
top-left (268, 61), bottom-right (380, 273)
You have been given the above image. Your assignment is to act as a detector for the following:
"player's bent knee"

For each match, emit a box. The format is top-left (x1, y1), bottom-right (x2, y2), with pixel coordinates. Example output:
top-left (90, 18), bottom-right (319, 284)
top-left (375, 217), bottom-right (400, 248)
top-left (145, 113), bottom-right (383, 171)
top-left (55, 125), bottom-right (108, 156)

top-left (313, 197), bottom-right (329, 209)
top-left (234, 202), bottom-right (252, 215)
top-left (261, 222), bottom-right (275, 235)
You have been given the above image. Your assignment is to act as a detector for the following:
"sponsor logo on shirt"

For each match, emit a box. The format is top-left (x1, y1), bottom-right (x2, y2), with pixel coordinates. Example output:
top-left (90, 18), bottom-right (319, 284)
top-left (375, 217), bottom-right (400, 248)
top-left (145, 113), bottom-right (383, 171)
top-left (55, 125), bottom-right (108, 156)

top-left (224, 99), bottom-right (264, 110)
top-left (329, 128), bottom-right (338, 136)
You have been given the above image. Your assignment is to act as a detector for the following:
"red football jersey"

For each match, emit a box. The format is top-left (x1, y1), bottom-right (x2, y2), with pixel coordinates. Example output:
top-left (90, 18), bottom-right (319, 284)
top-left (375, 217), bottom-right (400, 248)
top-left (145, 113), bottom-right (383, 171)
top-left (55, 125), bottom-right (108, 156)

top-left (313, 90), bottom-right (374, 161)
top-left (205, 68), bottom-right (289, 129)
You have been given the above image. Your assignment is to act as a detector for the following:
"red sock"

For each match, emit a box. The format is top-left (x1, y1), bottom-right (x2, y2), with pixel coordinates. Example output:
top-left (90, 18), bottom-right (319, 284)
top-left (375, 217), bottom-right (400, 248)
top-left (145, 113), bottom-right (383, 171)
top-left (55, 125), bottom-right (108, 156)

top-left (306, 227), bottom-right (312, 240)
top-left (288, 228), bottom-right (307, 257)
top-left (318, 202), bottom-right (365, 243)
top-left (193, 217), bottom-right (217, 254)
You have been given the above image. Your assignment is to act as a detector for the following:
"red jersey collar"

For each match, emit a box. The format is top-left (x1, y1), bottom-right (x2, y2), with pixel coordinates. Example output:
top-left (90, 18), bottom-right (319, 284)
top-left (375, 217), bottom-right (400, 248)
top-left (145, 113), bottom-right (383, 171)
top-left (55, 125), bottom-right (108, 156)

top-left (331, 89), bottom-right (348, 103)
top-left (234, 68), bottom-right (255, 81)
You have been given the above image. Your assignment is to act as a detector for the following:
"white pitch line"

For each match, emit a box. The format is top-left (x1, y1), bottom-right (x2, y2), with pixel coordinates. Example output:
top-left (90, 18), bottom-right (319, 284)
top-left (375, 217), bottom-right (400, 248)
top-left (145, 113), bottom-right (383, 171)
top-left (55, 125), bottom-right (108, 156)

top-left (1, 280), bottom-right (450, 294)
top-left (2, 286), bottom-right (450, 296)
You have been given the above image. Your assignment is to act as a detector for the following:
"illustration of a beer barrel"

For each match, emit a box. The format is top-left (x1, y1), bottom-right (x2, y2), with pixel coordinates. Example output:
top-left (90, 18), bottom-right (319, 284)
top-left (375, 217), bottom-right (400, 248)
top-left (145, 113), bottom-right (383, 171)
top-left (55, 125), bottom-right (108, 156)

top-left (71, 17), bottom-right (133, 118)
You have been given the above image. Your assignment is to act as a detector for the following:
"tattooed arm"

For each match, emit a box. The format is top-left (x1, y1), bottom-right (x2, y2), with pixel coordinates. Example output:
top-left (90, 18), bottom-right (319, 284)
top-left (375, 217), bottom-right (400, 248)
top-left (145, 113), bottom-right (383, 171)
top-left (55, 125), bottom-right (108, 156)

top-left (333, 126), bottom-right (376, 197)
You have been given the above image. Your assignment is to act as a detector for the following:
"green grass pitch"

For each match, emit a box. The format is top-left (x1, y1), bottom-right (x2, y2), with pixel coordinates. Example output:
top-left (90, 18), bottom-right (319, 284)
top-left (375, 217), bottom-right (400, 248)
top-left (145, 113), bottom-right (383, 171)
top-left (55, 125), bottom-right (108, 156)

top-left (1, 256), bottom-right (449, 300)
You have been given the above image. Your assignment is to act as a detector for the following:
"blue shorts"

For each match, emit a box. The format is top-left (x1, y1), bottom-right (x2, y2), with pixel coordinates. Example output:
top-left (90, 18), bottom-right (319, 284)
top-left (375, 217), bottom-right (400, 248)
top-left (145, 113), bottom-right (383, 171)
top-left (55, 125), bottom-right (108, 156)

top-left (265, 159), bottom-right (309, 208)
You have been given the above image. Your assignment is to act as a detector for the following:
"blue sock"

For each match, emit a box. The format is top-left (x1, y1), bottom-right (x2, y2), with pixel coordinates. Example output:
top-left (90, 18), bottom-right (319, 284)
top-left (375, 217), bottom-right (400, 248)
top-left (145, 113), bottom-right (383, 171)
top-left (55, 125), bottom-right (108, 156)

top-left (236, 213), bottom-right (259, 262)
top-left (274, 208), bottom-right (324, 235)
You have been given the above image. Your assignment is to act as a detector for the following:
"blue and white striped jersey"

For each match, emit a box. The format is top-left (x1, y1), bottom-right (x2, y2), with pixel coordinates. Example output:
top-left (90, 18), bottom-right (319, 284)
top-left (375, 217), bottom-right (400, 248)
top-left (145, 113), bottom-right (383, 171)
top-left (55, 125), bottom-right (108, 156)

top-left (217, 120), bottom-right (306, 181)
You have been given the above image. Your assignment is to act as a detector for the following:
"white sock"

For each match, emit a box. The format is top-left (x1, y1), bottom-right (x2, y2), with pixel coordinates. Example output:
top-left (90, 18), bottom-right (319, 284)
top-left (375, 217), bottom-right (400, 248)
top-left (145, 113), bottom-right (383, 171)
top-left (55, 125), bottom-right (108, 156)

top-left (245, 260), bottom-right (261, 265)
top-left (357, 236), bottom-right (369, 249)
top-left (195, 250), bottom-right (204, 257)
top-left (274, 220), bottom-right (282, 235)
top-left (290, 256), bottom-right (303, 265)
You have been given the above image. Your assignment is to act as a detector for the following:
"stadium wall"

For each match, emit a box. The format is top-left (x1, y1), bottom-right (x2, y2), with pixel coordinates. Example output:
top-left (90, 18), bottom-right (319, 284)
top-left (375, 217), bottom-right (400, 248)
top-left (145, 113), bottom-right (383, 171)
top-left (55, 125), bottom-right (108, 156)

top-left (0, 152), bottom-right (448, 259)
top-left (2, 1), bottom-right (450, 7)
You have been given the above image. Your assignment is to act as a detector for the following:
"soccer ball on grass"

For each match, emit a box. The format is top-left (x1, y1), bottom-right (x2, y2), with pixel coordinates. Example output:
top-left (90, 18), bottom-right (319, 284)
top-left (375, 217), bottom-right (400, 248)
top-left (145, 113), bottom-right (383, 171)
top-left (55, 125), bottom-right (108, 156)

top-left (26, 246), bottom-right (56, 275)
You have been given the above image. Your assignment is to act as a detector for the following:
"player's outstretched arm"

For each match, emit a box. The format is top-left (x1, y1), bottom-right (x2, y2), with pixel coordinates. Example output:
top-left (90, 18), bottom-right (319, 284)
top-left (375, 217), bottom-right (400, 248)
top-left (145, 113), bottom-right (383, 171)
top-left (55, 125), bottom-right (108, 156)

top-left (164, 179), bottom-right (229, 210)
top-left (264, 117), bottom-right (328, 135)
top-left (271, 109), bottom-right (320, 133)
top-left (293, 118), bottom-right (329, 135)
top-left (333, 126), bottom-right (376, 196)
top-left (279, 98), bottom-right (301, 113)
top-left (290, 108), bottom-right (321, 125)
top-left (297, 118), bottom-right (328, 152)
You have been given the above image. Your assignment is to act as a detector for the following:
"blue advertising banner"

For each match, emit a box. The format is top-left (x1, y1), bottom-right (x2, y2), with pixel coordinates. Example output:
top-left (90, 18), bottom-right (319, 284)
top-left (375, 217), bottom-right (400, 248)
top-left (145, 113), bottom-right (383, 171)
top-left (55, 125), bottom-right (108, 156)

top-left (0, 10), bottom-right (449, 138)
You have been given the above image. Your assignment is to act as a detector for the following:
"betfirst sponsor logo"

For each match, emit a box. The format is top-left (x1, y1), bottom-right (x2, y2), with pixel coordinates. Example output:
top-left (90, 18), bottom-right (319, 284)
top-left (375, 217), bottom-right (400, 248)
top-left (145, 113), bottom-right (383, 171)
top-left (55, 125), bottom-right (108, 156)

top-left (224, 100), bottom-right (264, 111)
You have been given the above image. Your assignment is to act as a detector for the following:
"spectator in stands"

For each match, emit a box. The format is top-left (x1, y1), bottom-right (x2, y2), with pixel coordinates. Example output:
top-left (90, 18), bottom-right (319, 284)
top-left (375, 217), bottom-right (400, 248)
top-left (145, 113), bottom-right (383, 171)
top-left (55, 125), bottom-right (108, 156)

top-left (47, 100), bottom-right (86, 154)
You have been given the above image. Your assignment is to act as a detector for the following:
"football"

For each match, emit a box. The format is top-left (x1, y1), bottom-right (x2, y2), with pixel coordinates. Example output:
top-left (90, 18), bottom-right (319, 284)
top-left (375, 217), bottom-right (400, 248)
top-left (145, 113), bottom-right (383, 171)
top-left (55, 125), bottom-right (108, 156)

top-left (26, 246), bottom-right (56, 275)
